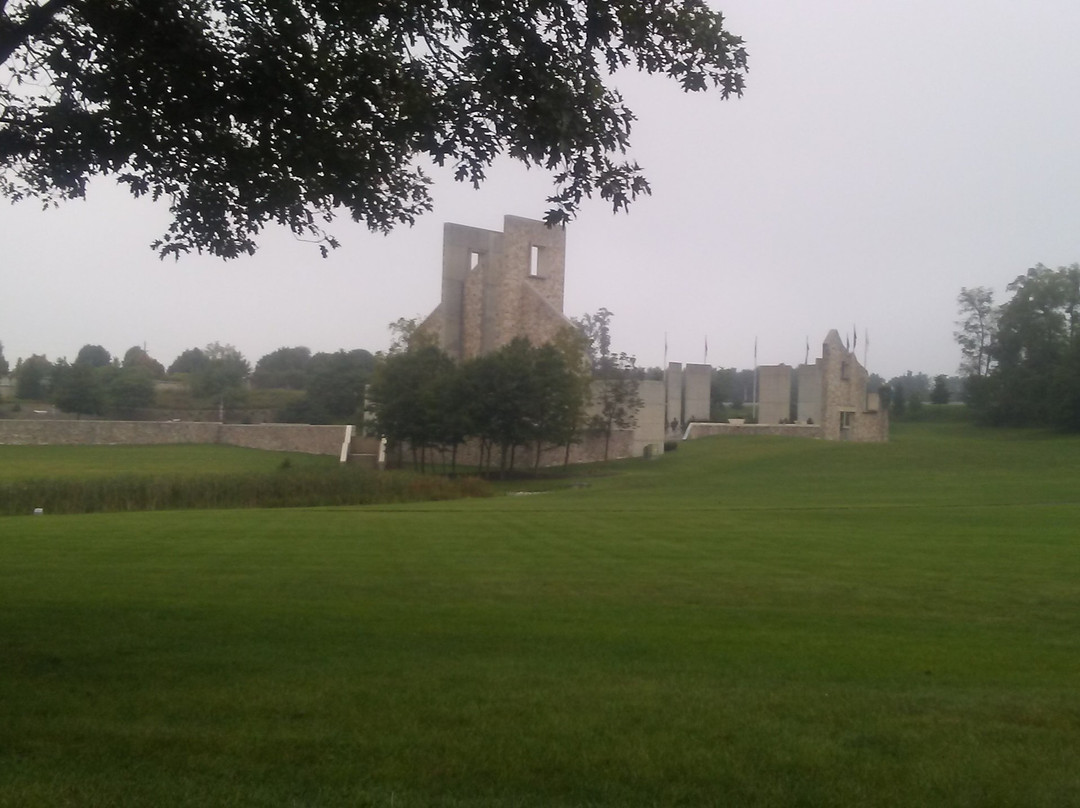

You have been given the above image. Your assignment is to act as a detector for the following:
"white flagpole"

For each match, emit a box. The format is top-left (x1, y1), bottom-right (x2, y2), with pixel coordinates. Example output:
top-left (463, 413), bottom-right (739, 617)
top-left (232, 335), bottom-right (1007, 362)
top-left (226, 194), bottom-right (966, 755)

top-left (663, 332), bottom-right (669, 431)
top-left (753, 337), bottom-right (758, 422)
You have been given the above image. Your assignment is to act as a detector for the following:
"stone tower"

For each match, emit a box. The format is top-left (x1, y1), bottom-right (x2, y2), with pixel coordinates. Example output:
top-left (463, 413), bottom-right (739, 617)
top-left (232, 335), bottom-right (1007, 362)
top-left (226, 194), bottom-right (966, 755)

top-left (420, 215), bottom-right (572, 361)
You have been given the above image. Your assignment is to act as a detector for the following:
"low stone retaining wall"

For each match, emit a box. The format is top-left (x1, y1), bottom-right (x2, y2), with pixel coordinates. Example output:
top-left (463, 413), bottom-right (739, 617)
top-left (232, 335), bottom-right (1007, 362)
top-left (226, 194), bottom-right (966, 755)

top-left (388, 429), bottom-right (636, 470)
top-left (0, 419), bottom-right (351, 456)
top-left (0, 419), bottom-right (641, 467)
top-left (684, 422), bottom-right (823, 440)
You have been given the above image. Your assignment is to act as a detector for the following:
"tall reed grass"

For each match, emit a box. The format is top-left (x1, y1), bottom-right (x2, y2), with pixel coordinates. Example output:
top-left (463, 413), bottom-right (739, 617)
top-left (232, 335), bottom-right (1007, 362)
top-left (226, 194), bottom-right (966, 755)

top-left (0, 466), bottom-right (491, 516)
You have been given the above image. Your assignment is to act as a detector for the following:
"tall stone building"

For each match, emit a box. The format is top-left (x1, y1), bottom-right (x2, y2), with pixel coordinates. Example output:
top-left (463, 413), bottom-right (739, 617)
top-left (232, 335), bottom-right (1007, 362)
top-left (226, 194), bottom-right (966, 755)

top-left (798, 329), bottom-right (887, 441)
top-left (418, 216), bottom-right (574, 361)
top-left (758, 364), bottom-right (793, 424)
top-left (803, 330), bottom-right (885, 442)
top-left (753, 330), bottom-right (888, 442)
top-left (664, 362), bottom-right (712, 428)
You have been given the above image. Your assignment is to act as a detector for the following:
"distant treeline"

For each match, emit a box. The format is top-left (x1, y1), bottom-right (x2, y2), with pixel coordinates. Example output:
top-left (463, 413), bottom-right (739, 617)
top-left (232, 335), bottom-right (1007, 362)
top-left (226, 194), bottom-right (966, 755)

top-left (958, 263), bottom-right (1080, 430)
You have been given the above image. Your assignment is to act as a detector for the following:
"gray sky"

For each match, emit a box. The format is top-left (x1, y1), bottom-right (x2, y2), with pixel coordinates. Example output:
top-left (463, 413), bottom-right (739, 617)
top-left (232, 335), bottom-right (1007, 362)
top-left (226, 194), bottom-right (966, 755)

top-left (5, 0), bottom-right (1080, 379)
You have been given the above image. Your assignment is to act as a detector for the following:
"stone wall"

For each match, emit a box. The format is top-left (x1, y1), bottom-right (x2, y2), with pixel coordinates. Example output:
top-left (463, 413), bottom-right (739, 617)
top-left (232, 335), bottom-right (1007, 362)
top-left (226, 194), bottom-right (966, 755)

top-left (819, 330), bottom-right (888, 442)
top-left (219, 424), bottom-right (350, 456)
top-left (758, 364), bottom-right (793, 424)
top-left (682, 364), bottom-right (712, 424)
top-left (797, 363), bottom-right (823, 424)
top-left (388, 429), bottom-right (635, 470)
top-left (423, 215), bottom-right (575, 362)
top-left (0, 420), bottom-right (351, 456)
top-left (633, 380), bottom-right (666, 458)
top-left (665, 363), bottom-right (683, 428)
top-left (684, 422), bottom-right (823, 440)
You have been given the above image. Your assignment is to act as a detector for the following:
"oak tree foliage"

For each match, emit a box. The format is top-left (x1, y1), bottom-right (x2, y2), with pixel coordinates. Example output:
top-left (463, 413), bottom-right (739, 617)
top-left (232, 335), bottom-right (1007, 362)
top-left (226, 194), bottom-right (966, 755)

top-left (0, 0), bottom-right (747, 258)
top-left (954, 286), bottom-right (996, 378)
top-left (590, 350), bottom-right (643, 460)
top-left (167, 347), bottom-right (210, 375)
top-left (190, 342), bottom-right (250, 400)
top-left (122, 345), bottom-right (166, 378)
top-left (956, 264), bottom-right (1080, 429)
top-left (74, 343), bottom-right (111, 368)
top-left (369, 334), bottom-right (590, 474)
top-left (14, 353), bottom-right (50, 399)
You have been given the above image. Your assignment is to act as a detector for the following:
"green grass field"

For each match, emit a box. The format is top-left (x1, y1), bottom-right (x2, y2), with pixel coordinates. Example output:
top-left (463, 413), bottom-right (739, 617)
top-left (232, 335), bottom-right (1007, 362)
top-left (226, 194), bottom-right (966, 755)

top-left (2, 423), bottom-right (1079, 806)
top-left (0, 443), bottom-right (337, 481)
top-left (0, 445), bottom-right (488, 515)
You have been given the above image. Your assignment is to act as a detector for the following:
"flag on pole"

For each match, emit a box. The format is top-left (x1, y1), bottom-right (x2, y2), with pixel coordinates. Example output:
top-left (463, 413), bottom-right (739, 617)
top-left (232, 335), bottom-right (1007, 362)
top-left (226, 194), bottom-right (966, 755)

top-left (704, 335), bottom-right (708, 364)
top-left (853, 324), bottom-right (857, 350)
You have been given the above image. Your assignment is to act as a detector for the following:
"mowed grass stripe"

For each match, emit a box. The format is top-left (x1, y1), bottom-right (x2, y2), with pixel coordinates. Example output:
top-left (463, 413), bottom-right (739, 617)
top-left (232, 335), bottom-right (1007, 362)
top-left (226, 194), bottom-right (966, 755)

top-left (1, 423), bottom-right (1079, 805)
top-left (0, 443), bottom-right (338, 480)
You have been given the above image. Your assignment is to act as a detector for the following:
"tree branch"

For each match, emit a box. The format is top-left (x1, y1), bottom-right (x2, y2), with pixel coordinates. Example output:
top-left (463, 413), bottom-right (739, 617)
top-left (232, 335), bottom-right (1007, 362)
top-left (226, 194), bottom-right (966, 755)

top-left (0, 0), bottom-right (75, 66)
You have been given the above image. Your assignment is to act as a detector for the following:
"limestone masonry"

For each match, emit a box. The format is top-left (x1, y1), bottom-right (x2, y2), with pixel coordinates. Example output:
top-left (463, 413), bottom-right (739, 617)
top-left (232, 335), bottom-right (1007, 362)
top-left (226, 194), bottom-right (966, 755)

top-left (752, 330), bottom-right (888, 442)
top-left (419, 216), bottom-right (574, 362)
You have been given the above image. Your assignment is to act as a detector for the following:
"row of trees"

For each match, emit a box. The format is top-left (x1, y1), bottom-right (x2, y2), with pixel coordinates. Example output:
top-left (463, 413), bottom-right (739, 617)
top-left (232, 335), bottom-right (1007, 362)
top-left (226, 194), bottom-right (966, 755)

top-left (11, 346), bottom-right (160, 417)
top-left (957, 263), bottom-right (1080, 429)
top-left (880, 373), bottom-right (955, 419)
top-left (3, 341), bottom-right (376, 423)
top-left (251, 347), bottom-right (375, 424)
top-left (369, 330), bottom-right (643, 474)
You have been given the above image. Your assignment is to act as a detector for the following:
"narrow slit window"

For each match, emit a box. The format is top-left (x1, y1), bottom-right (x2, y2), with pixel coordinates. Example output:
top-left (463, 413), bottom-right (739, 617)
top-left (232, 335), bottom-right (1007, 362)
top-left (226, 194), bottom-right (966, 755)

top-left (529, 245), bottom-right (540, 277)
top-left (469, 251), bottom-right (480, 270)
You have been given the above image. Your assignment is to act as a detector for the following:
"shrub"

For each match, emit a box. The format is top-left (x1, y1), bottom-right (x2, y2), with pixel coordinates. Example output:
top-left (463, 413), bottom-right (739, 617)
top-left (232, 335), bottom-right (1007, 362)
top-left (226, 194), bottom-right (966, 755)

top-left (0, 467), bottom-right (492, 516)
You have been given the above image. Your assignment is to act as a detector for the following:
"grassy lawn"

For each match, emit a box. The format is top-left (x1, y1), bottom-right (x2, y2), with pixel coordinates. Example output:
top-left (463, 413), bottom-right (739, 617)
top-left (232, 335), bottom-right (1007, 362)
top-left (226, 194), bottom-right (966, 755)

top-left (1, 423), bottom-right (1078, 805)
top-left (0, 443), bottom-right (336, 481)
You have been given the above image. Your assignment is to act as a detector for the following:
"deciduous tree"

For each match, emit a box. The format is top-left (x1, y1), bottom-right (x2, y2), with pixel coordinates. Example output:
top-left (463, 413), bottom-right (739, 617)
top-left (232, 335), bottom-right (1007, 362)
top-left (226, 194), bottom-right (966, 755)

top-left (122, 346), bottom-right (166, 379)
top-left (955, 286), bottom-right (997, 378)
top-left (0, 1), bottom-right (746, 258)
top-left (930, 374), bottom-right (949, 405)
top-left (982, 263), bottom-right (1080, 427)
top-left (168, 347), bottom-right (209, 376)
top-left (251, 346), bottom-right (312, 390)
top-left (572, 307), bottom-right (614, 371)
top-left (368, 344), bottom-right (455, 471)
top-left (51, 360), bottom-right (106, 416)
top-left (590, 351), bottom-right (643, 460)
top-left (307, 349), bottom-right (375, 420)
top-left (74, 344), bottom-right (112, 368)
top-left (190, 342), bottom-right (250, 404)
top-left (14, 354), bottom-right (50, 400)
top-left (105, 366), bottom-right (156, 413)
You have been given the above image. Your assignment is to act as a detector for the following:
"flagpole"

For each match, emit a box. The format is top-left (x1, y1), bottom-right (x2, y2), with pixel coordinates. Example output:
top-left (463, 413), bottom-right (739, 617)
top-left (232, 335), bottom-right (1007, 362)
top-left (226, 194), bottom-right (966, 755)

top-left (663, 332), bottom-right (669, 432)
top-left (753, 337), bottom-right (758, 423)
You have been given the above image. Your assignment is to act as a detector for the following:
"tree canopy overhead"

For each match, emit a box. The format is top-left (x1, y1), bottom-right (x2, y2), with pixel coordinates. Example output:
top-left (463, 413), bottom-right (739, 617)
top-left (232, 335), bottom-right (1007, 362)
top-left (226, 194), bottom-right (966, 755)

top-left (0, 1), bottom-right (747, 259)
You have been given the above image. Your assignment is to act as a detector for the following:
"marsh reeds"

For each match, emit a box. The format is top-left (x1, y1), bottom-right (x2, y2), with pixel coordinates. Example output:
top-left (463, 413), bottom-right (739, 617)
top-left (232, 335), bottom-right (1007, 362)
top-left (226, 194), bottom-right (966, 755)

top-left (0, 466), bottom-right (490, 515)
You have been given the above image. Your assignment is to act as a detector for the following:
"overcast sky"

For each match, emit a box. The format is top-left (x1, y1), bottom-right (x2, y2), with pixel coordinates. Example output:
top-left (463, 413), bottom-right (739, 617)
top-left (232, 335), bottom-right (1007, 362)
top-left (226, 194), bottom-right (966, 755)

top-left (5, 0), bottom-right (1080, 379)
